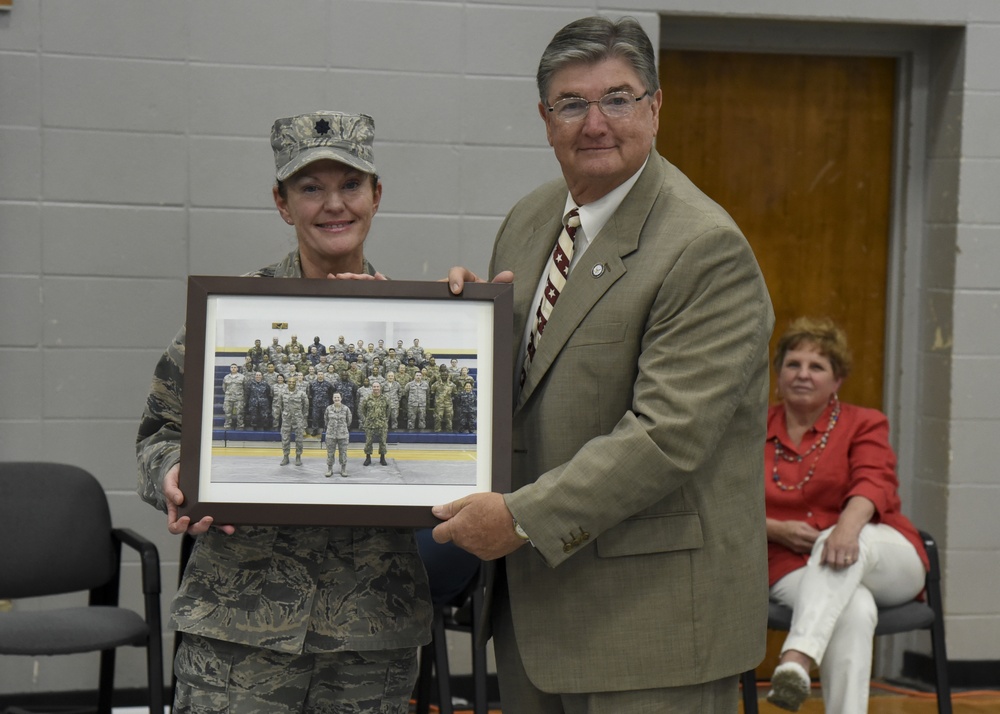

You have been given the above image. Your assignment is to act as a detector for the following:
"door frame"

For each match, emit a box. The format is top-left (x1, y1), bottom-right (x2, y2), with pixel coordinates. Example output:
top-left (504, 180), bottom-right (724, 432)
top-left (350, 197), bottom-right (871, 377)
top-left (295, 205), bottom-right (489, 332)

top-left (658, 16), bottom-right (932, 497)
top-left (657, 15), bottom-right (937, 678)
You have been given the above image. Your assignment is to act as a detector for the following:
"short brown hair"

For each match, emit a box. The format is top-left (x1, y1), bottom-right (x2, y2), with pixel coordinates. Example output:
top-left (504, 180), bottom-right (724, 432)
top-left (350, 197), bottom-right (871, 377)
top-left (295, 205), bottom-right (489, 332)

top-left (773, 317), bottom-right (853, 379)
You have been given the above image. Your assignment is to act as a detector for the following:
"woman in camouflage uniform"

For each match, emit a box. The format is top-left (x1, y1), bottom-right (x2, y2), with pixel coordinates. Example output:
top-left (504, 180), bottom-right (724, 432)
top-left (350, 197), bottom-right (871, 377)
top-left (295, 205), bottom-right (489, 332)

top-left (137, 111), bottom-right (432, 714)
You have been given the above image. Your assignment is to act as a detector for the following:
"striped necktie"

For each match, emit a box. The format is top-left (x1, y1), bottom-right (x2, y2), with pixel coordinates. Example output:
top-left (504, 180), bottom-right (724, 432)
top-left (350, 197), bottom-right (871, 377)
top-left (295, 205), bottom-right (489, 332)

top-left (521, 209), bottom-right (580, 387)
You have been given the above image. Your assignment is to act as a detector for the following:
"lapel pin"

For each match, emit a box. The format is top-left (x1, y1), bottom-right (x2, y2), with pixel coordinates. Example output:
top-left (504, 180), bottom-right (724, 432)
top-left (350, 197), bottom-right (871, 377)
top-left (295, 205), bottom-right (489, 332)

top-left (591, 263), bottom-right (605, 278)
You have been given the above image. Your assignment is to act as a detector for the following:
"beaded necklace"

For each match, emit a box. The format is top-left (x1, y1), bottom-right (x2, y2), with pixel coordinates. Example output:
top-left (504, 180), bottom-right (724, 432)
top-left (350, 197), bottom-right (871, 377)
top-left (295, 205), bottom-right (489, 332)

top-left (771, 397), bottom-right (841, 491)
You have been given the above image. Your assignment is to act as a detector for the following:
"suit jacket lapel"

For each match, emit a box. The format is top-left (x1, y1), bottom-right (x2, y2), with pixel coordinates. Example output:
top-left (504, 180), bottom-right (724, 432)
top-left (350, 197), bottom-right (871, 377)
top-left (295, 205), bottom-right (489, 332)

top-left (514, 154), bottom-right (666, 413)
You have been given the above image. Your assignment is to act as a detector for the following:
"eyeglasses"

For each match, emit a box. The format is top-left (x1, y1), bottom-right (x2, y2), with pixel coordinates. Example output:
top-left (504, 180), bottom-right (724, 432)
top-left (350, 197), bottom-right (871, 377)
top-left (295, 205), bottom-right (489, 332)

top-left (546, 91), bottom-right (650, 122)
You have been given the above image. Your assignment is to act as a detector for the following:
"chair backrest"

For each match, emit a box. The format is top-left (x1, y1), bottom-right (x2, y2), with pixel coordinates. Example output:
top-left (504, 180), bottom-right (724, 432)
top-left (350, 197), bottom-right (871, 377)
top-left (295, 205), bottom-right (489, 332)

top-left (0, 462), bottom-right (117, 599)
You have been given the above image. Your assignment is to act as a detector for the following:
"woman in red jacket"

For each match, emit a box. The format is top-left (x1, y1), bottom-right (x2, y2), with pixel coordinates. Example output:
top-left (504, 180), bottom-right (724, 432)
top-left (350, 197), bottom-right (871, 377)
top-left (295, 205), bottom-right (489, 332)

top-left (764, 317), bottom-right (929, 712)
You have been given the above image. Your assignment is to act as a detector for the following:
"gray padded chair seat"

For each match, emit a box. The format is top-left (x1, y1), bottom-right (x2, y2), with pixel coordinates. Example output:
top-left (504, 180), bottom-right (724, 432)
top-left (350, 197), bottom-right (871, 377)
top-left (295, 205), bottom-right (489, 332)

top-left (0, 606), bottom-right (150, 655)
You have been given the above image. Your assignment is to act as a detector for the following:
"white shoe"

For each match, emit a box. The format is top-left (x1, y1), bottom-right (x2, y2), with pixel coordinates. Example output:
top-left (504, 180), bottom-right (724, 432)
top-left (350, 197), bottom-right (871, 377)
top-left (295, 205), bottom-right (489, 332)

top-left (766, 661), bottom-right (811, 711)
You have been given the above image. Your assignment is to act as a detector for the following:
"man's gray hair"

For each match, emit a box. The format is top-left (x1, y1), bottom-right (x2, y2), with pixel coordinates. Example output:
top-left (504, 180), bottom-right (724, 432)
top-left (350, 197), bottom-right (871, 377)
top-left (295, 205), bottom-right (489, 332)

top-left (536, 16), bottom-right (659, 104)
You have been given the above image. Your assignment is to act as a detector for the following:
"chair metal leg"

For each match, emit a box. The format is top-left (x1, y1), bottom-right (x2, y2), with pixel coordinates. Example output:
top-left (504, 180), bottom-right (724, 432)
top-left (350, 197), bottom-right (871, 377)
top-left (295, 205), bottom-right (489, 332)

top-left (470, 633), bottom-right (488, 714)
top-left (415, 640), bottom-right (434, 714)
top-left (740, 669), bottom-right (759, 714)
top-left (146, 640), bottom-right (165, 714)
top-left (930, 617), bottom-right (953, 714)
top-left (469, 577), bottom-right (488, 714)
top-left (432, 611), bottom-right (453, 714)
top-left (919, 530), bottom-right (953, 714)
top-left (143, 586), bottom-right (165, 714)
top-left (97, 648), bottom-right (116, 714)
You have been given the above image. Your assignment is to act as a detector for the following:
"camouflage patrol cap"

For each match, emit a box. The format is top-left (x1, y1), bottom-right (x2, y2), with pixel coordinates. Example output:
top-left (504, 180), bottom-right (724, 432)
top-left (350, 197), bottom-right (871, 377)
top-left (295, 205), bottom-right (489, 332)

top-left (270, 111), bottom-right (376, 181)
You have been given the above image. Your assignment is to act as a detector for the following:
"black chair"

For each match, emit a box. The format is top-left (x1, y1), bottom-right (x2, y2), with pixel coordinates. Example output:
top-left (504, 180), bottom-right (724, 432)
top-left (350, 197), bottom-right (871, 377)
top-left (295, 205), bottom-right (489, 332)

top-left (414, 564), bottom-right (488, 714)
top-left (0, 462), bottom-right (164, 714)
top-left (741, 529), bottom-right (951, 714)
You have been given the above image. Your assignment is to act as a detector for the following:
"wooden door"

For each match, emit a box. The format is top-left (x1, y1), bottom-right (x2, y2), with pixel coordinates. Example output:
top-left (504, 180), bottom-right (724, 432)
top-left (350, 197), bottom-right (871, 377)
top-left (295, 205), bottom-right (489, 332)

top-left (657, 50), bottom-right (896, 678)
top-left (657, 50), bottom-right (896, 410)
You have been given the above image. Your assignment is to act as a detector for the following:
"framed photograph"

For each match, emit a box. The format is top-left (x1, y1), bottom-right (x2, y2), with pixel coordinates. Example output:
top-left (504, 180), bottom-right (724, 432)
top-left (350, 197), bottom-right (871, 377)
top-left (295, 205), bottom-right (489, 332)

top-left (179, 275), bottom-right (513, 527)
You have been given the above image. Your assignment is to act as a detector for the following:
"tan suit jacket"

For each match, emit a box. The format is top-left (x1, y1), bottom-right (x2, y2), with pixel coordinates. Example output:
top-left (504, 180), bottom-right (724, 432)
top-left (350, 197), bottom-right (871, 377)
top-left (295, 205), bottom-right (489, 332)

top-left (492, 152), bottom-right (774, 693)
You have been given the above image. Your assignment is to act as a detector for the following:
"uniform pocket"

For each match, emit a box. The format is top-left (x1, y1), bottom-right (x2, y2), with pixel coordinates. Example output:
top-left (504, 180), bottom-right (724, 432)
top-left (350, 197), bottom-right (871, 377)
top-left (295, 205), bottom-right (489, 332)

top-left (180, 527), bottom-right (278, 609)
top-left (173, 634), bottom-right (233, 713)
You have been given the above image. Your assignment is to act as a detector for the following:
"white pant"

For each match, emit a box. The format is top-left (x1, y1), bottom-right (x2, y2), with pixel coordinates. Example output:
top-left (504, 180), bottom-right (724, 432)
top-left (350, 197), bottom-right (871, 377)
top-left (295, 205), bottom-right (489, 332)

top-left (770, 523), bottom-right (925, 714)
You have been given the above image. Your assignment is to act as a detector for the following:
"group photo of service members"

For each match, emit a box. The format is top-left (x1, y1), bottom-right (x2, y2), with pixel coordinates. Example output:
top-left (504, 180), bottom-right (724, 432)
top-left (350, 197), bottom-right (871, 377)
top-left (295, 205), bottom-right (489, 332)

top-left (214, 333), bottom-right (479, 439)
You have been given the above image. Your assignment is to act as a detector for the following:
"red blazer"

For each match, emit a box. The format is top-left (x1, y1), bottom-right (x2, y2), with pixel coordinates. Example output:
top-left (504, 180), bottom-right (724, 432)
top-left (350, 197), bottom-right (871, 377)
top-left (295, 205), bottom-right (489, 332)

top-left (765, 401), bottom-right (929, 587)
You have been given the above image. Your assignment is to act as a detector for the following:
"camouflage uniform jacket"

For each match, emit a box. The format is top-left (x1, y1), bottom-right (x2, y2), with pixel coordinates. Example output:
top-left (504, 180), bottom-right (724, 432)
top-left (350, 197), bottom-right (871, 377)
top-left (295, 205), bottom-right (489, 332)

top-left (222, 371), bottom-right (245, 397)
top-left (278, 384), bottom-right (309, 422)
top-left (406, 380), bottom-right (429, 406)
top-left (432, 379), bottom-right (456, 403)
top-left (382, 379), bottom-right (401, 406)
top-left (324, 403), bottom-right (352, 440)
top-left (247, 344), bottom-right (265, 366)
top-left (362, 393), bottom-right (389, 430)
top-left (136, 249), bottom-right (432, 654)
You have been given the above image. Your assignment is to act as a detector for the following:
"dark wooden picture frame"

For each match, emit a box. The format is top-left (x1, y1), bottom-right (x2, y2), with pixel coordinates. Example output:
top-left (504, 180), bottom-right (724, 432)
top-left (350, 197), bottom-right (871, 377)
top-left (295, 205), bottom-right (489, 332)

top-left (179, 276), bottom-right (512, 527)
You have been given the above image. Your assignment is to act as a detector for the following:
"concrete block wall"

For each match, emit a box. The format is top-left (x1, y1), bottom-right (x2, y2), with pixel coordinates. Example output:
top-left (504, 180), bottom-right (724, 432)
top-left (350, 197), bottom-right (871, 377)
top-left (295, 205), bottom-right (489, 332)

top-left (938, 20), bottom-right (1000, 661)
top-left (2, 0), bottom-right (998, 696)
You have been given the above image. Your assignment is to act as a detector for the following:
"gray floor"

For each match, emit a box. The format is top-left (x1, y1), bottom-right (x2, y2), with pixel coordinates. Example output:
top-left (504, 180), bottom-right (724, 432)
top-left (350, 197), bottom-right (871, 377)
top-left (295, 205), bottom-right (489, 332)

top-left (209, 452), bottom-right (476, 486)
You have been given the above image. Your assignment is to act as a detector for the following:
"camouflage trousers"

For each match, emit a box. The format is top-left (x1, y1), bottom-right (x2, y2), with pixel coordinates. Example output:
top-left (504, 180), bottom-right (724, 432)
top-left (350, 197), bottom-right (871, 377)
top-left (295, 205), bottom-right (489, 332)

top-left (456, 406), bottom-right (476, 433)
top-left (223, 395), bottom-right (244, 429)
top-left (364, 425), bottom-right (387, 456)
top-left (246, 398), bottom-right (270, 431)
top-left (406, 403), bottom-right (426, 430)
top-left (326, 436), bottom-right (349, 467)
top-left (433, 402), bottom-right (453, 432)
top-left (281, 418), bottom-right (305, 455)
top-left (173, 633), bottom-right (417, 714)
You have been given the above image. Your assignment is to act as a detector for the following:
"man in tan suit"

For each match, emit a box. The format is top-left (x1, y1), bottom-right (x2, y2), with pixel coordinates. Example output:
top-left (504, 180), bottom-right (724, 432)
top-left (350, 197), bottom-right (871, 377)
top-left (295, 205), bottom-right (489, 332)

top-left (434, 16), bottom-right (774, 712)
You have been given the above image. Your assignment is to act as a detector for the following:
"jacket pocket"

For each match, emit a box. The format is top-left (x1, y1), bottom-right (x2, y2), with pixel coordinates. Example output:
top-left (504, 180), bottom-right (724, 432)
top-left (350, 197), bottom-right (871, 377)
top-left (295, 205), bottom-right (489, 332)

top-left (595, 512), bottom-right (703, 558)
top-left (565, 321), bottom-right (627, 347)
top-left (180, 527), bottom-right (277, 608)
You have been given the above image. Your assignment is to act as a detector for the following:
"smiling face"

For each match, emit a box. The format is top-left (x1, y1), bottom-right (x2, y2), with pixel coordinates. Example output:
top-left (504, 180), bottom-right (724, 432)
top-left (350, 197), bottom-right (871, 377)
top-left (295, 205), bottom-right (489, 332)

top-left (539, 57), bottom-right (661, 205)
top-left (777, 343), bottom-right (843, 417)
top-left (273, 159), bottom-right (381, 278)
